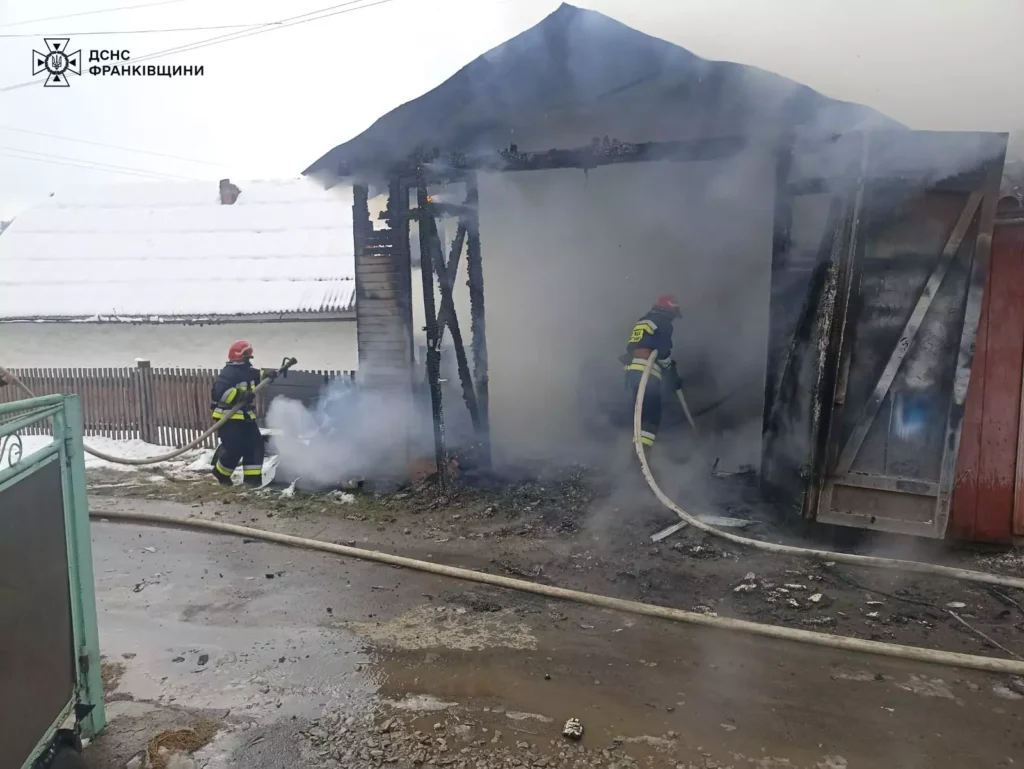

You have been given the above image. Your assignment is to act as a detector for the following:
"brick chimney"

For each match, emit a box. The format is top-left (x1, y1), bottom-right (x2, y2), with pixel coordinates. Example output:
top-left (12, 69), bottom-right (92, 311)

top-left (219, 178), bottom-right (241, 205)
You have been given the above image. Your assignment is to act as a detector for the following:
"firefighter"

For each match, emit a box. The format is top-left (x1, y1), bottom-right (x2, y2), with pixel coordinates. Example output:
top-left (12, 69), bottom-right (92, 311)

top-left (621, 295), bottom-right (684, 449)
top-left (210, 340), bottom-right (277, 487)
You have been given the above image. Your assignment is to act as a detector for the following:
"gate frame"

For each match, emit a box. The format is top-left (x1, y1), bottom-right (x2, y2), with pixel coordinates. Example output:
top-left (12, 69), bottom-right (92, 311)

top-left (762, 130), bottom-right (1008, 538)
top-left (1, 394), bottom-right (106, 769)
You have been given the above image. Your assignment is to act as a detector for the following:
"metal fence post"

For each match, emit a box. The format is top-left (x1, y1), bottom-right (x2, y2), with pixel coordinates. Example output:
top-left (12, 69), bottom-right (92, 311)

top-left (135, 360), bottom-right (155, 443)
top-left (56, 395), bottom-right (107, 739)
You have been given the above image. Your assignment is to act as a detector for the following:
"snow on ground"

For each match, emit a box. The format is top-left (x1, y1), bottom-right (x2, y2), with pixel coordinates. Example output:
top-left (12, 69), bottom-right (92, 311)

top-left (2, 434), bottom-right (200, 472)
top-left (1, 434), bottom-right (272, 483)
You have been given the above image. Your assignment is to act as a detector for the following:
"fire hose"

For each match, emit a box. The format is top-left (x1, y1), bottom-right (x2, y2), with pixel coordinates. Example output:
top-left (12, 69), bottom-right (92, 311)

top-left (82, 352), bottom-right (1024, 676)
top-left (7, 355), bottom-right (1024, 672)
top-left (632, 350), bottom-right (1024, 591)
top-left (0, 358), bottom-right (296, 466)
top-left (91, 509), bottom-right (1024, 675)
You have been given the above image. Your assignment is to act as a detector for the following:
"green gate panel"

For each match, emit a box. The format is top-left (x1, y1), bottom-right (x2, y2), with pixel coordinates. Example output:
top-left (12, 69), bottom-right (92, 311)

top-left (0, 457), bottom-right (75, 769)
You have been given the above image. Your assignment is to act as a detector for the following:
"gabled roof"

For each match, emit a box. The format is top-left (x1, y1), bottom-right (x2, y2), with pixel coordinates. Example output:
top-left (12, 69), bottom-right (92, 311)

top-left (0, 178), bottom-right (355, 322)
top-left (304, 3), bottom-right (896, 183)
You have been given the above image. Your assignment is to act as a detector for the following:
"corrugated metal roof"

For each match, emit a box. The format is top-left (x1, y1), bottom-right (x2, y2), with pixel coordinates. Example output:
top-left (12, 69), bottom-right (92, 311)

top-left (0, 178), bottom-right (355, 321)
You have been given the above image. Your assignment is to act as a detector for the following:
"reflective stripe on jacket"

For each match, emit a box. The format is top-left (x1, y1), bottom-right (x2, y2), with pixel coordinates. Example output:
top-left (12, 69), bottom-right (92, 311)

top-left (211, 361), bottom-right (264, 421)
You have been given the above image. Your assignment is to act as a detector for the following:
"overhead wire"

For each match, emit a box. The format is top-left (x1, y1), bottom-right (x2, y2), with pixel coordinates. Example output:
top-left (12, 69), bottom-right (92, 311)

top-left (0, 125), bottom-right (224, 166)
top-left (0, 24), bottom-right (274, 38)
top-left (0, 0), bottom-right (399, 92)
top-left (125, 0), bottom-right (399, 64)
top-left (0, 148), bottom-right (198, 181)
top-left (0, 0), bottom-right (190, 29)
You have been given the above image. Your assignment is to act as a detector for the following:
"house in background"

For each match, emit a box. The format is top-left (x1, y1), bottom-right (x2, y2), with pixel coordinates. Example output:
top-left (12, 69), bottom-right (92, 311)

top-left (0, 178), bottom-right (358, 370)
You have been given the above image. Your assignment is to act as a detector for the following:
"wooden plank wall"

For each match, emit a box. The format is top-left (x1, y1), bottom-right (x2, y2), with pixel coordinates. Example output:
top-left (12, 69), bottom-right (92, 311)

top-left (352, 184), bottom-right (414, 387)
top-left (950, 208), bottom-right (1024, 542)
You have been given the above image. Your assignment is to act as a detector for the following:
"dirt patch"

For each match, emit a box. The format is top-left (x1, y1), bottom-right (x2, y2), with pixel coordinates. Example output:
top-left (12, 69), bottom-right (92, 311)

top-left (101, 659), bottom-right (126, 700)
top-left (347, 604), bottom-right (538, 652)
top-left (147, 719), bottom-right (220, 769)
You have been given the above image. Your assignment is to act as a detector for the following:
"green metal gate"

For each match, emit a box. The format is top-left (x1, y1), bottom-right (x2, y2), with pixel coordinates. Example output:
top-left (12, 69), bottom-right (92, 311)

top-left (0, 395), bottom-right (105, 769)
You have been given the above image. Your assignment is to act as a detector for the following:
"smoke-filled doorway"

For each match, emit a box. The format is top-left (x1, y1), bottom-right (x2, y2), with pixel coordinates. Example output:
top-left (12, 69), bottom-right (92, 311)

top-left (477, 152), bottom-right (775, 472)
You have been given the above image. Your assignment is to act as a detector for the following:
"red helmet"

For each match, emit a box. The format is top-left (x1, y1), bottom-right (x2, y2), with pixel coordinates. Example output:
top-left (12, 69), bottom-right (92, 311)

top-left (228, 340), bottom-right (254, 362)
top-left (653, 295), bottom-right (681, 318)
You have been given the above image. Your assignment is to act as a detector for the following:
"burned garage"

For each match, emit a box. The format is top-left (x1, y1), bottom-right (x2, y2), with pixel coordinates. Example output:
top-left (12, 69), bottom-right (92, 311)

top-left (298, 4), bottom-right (1016, 544)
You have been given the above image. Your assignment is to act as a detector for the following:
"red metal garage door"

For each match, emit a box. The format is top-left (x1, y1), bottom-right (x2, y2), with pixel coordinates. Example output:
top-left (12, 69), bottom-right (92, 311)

top-left (950, 198), bottom-right (1024, 543)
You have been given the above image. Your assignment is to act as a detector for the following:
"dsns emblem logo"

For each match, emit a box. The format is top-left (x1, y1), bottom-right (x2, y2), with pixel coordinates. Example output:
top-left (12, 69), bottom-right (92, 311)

top-left (33, 38), bottom-right (82, 87)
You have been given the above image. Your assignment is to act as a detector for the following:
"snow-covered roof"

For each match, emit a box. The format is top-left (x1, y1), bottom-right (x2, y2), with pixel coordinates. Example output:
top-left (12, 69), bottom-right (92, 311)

top-left (0, 178), bottom-right (355, 322)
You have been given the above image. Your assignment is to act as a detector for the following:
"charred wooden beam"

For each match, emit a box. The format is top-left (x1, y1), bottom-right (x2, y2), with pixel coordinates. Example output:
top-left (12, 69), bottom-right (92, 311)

top-left (465, 172), bottom-right (491, 467)
top-left (436, 222), bottom-right (467, 345)
top-left (427, 216), bottom-right (482, 433)
top-left (763, 135), bottom-right (795, 434)
top-left (363, 136), bottom-right (748, 183)
top-left (387, 177), bottom-right (416, 372)
top-left (415, 171), bottom-right (449, 491)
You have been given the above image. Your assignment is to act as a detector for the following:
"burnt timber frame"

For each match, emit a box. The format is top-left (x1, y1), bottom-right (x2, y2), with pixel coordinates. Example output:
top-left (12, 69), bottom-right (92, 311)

top-left (348, 134), bottom-right (752, 486)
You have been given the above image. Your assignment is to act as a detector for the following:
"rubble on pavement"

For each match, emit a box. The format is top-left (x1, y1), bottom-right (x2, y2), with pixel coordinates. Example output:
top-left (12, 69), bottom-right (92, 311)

top-left (303, 708), bottom-right (702, 769)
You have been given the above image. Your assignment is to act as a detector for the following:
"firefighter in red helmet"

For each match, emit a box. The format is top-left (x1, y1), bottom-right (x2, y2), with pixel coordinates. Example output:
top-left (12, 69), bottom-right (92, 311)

top-left (210, 340), bottom-right (276, 486)
top-left (621, 295), bottom-right (684, 449)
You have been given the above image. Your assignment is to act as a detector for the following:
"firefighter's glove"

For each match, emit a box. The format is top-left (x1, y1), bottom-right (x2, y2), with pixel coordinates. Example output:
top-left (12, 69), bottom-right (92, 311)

top-left (264, 369), bottom-right (279, 382)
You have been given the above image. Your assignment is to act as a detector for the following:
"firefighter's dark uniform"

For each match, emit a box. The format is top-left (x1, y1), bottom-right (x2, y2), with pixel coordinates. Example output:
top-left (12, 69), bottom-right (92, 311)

top-left (623, 308), bottom-right (681, 448)
top-left (210, 361), bottom-right (267, 486)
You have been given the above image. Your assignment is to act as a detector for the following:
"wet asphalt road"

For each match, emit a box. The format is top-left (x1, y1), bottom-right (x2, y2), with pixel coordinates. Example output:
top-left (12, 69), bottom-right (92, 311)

top-left (85, 502), bottom-right (1024, 769)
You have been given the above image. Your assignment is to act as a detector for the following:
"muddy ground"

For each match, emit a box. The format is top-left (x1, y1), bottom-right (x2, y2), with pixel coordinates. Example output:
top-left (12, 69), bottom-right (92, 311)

top-left (87, 461), bottom-right (1024, 661)
top-left (84, 494), bottom-right (1024, 769)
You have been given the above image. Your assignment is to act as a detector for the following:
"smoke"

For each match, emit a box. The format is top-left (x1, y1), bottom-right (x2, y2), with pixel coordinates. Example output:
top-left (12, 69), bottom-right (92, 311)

top-left (266, 379), bottom-right (428, 490)
top-left (300, 4), bottom-right (1013, 542)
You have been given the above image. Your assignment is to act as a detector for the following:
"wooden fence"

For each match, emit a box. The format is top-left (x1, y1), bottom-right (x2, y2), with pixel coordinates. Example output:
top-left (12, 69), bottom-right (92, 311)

top-left (0, 362), bottom-right (355, 449)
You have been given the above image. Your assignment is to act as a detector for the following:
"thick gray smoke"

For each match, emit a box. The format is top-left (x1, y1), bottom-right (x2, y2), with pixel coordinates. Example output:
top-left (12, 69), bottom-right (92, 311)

top-left (266, 380), bottom-right (427, 490)
top-left (298, 3), bottom-right (1014, 524)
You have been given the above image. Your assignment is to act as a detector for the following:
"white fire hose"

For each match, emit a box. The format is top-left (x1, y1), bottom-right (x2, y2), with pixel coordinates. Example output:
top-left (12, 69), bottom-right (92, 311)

top-left (0, 363), bottom-right (284, 466)
top-left (632, 350), bottom-right (1024, 591)
top-left (91, 509), bottom-right (1024, 675)
top-left (7, 360), bottom-right (1024, 673)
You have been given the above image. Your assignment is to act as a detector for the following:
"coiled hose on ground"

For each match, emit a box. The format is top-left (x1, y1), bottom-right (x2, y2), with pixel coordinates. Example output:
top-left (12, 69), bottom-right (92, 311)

top-left (0, 364), bottom-right (276, 466)
top-left (631, 350), bottom-right (1024, 591)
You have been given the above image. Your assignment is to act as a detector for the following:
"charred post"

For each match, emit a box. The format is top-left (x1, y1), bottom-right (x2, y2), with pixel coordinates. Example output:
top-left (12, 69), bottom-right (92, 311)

top-left (416, 171), bottom-right (449, 490)
top-left (762, 137), bottom-right (795, 434)
top-left (465, 172), bottom-right (491, 467)
top-left (437, 222), bottom-right (467, 344)
top-left (428, 217), bottom-right (482, 433)
top-left (388, 177), bottom-right (416, 372)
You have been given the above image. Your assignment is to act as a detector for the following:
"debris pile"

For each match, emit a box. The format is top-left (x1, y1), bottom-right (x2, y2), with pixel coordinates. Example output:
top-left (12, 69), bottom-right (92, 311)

top-left (303, 709), bottom-right (691, 769)
top-left (562, 717), bottom-right (584, 740)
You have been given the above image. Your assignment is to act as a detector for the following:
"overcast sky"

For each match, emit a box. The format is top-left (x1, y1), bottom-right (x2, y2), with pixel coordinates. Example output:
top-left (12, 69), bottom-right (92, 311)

top-left (1, 0), bottom-right (1021, 219)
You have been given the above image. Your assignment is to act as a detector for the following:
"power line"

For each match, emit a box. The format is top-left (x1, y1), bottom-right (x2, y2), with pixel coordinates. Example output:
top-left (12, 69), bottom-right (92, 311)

top-left (131, 0), bottom-right (394, 64)
top-left (0, 0), bottom-right (189, 29)
top-left (0, 125), bottom-right (225, 166)
top-left (0, 24), bottom-right (274, 38)
top-left (0, 152), bottom-right (188, 181)
top-left (0, 146), bottom-right (198, 180)
top-left (0, 0), bottom-right (395, 92)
